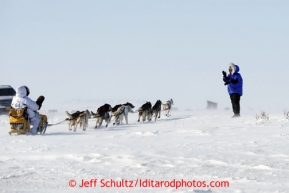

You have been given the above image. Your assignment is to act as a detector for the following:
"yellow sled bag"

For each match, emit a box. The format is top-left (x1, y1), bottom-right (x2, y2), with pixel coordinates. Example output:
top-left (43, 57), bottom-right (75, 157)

top-left (9, 108), bottom-right (30, 134)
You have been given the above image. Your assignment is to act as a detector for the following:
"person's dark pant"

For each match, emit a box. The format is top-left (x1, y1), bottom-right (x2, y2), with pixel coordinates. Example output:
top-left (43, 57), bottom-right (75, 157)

top-left (230, 94), bottom-right (241, 115)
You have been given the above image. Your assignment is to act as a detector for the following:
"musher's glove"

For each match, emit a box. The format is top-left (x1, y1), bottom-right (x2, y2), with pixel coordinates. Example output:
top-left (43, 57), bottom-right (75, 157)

top-left (222, 71), bottom-right (227, 77)
top-left (36, 95), bottom-right (45, 110)
top-left (224, 82), bottom-right (229, 86)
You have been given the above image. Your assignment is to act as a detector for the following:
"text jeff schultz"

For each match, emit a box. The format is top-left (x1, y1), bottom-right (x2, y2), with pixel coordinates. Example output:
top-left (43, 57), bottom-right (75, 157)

top-left (72, 179), bottom-right (230, 189)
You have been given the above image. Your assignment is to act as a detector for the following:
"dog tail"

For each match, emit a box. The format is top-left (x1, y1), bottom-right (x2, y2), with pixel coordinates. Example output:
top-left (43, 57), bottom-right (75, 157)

top-left (91, 111), bottom-right (96, 118)
top-left (76, 116), bottom-right (81, 123)
top-left (65, 111), bottom-right (73, 119)
top-left (91, 111), bottom-right (101, 118)
top-left (85, 109), bottom-right (91, 116)
top-left (112, 106), bottom-right (125, 116)
top-left (79, 112), bottom-right (86, 117)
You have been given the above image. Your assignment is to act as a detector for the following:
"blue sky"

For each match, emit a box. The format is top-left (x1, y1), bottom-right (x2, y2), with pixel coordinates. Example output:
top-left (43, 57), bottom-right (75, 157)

top-left (1, 0), bottom-right (289, 110)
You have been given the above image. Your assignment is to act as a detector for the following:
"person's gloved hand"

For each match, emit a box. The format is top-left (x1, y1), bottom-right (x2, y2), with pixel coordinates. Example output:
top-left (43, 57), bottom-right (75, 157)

top-left (222, 71), bottom-right (227, 77)
top-left (36, 96), bottom-right (45, 110)
top-left (224, 82), bottom-right (229, 86)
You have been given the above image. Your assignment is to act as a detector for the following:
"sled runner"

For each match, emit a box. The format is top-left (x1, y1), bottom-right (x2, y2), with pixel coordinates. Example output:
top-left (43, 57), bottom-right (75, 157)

top-left (8, 108), bottom-right (48, 135)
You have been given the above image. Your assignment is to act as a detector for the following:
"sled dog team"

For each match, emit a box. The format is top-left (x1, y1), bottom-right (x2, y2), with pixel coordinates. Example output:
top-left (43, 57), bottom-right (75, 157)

top-left (65, 99), bottom-right (174, 131)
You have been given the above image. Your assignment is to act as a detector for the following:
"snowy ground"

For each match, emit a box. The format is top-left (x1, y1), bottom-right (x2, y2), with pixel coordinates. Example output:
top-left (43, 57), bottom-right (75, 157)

top-left (1, 107), bottom-right (289, 193)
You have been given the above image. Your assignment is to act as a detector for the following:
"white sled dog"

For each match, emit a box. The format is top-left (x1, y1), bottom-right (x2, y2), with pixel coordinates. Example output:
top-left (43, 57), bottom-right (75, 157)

top-left (76, 109), bottom-right (91, 131)
top-left (162, 98), bottom-right (174, 117)
top-left (112, 102), bottom-right (135, 125)
top-left (65, 110), bottom-right (83, 131)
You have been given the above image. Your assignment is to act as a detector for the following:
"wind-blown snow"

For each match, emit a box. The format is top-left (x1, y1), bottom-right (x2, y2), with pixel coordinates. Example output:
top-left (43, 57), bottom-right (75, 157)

top-left (0, 107), bottom-right (289, 193)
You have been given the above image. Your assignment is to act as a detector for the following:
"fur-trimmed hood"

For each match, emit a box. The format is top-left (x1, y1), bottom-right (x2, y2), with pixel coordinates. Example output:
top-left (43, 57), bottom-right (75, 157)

top-left (15, 86), bottom-right (27, 97)
top-left (229, 63), bottom-right (240, 74)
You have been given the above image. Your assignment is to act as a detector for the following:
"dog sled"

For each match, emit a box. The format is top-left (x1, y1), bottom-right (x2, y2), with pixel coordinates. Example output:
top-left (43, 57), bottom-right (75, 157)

top-left (8, 108), bottom-right (48, 135)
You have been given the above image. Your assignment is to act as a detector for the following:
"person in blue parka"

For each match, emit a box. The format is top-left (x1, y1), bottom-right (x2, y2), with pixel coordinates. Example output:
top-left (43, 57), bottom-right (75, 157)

top-left (222, 63), bottom-right (243, 117)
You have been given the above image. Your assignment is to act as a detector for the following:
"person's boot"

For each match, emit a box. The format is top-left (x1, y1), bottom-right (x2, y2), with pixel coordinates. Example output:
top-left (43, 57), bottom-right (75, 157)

top-left (231, 114), bottom-right (241, 118)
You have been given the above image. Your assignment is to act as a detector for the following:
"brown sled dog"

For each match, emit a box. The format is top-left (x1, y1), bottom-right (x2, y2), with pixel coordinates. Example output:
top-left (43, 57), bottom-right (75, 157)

top-left (137, 102), bottom-right (152, 122)
top-left (91, 104), bottom-right (112, 129)
top-left (152, 100), bottom-right (162, 121)
top-left (65, 111), bottom-right (83, 131)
